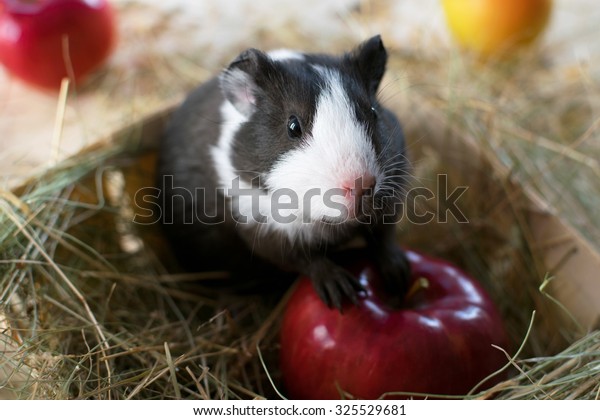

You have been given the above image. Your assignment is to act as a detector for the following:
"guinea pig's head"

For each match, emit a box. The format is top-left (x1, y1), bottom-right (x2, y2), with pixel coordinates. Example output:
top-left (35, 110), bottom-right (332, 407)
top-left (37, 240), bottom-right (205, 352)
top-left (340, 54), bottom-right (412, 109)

top-left (218, 35), bottom-right (408, 233)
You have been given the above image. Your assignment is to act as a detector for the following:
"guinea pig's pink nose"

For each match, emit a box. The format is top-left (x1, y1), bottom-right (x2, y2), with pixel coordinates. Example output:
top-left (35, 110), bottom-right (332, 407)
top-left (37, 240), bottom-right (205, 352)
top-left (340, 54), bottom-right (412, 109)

top-left (344, 173), bottom-right (376, 200)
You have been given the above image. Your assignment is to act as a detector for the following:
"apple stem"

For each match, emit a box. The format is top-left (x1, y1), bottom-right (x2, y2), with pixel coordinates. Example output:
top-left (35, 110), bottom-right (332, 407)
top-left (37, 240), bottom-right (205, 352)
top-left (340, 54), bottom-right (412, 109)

top-left (406, 277), bottom-right (429, 300)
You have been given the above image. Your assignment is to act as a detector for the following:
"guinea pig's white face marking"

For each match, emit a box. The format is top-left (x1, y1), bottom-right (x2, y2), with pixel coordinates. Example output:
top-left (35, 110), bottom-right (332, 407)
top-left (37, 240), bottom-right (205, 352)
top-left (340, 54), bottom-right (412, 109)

top-left (266, 67), bottom-right (382, 227)
top-left (267, 49), bottom-right (305, 62)
top-left (212, 101), bottom-right (247, 193)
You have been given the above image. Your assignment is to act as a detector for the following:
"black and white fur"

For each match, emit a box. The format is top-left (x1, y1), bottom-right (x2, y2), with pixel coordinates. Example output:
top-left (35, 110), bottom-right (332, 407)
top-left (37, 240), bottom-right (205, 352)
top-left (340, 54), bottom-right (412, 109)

top-left (157, 36), bottom-right (410, 310)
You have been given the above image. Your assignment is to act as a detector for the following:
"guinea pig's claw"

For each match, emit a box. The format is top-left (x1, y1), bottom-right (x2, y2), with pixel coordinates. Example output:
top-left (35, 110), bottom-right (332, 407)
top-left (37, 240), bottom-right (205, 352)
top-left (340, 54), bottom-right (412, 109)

top-left (311, 265), bottom-right (364, 312)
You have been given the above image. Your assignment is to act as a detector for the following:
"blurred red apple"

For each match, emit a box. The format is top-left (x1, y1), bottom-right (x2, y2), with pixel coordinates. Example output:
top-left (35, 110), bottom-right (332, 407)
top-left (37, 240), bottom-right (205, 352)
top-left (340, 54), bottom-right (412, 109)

top-left (0, 0), bottom-right (116, 90)
top-left (280, 249), bottom-right (510, 399)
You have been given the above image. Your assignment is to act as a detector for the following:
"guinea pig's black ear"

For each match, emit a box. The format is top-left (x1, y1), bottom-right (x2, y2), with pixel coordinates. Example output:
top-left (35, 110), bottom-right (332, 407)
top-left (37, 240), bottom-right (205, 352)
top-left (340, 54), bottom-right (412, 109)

top-left (219, 48), bottom-right (274, 117)
top-left (347, 35), bottom-right (388, 95)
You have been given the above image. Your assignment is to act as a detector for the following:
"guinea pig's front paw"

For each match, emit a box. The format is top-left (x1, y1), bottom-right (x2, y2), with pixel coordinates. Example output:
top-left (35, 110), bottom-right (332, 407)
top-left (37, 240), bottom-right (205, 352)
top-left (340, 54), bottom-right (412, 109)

top-left (307, 260), bottom-right (365, 311)
top-left (376, 248), bottom-right (411, 300)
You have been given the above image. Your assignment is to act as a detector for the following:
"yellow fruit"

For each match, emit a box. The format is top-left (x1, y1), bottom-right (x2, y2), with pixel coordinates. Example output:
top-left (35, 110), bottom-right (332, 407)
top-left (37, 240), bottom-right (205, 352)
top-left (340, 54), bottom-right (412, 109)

top-left (442, 0), bottom-right (552, 56)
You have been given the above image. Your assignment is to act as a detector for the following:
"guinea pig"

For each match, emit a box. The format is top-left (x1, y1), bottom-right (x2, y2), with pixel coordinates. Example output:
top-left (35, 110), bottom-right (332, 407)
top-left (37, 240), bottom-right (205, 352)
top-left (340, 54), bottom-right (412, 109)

top-left (156, 35), bottom-right (410, 310)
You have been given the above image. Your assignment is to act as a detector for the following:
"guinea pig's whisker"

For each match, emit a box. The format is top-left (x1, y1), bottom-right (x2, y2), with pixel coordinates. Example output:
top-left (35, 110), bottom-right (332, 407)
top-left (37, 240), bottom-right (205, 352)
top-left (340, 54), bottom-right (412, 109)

top-left (380, 151), bottom-right (408, 167)
top-left (383, 176), bottom-right (411, 182)
top-left (379, 156), bottom-right (408, 171)
top-left (378, 136), bottom-right (396, 156)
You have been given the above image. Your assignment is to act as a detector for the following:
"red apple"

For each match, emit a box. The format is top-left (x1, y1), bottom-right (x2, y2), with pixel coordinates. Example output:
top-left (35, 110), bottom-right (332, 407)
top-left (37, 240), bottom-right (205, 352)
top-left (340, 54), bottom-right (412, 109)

top-left (0, 0), bottom-right (116, 90)
top-left (279, 249), bottom-right (510, 399)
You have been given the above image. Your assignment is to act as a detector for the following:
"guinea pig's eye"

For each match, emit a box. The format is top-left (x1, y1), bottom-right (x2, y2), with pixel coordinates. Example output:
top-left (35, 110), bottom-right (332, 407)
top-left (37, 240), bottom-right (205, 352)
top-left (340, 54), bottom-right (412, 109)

top-left (287, 115), bottom-right (303, 140)
top-left (371, 106), bottom-right (378, 119)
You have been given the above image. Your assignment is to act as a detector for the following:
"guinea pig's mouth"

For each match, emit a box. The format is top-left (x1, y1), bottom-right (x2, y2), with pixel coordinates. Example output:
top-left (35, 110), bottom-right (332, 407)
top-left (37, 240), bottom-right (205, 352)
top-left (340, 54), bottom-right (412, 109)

top-left (317, 200), bottom-right (375, 225)
top-left (317, 216), bottom-right (361, 229)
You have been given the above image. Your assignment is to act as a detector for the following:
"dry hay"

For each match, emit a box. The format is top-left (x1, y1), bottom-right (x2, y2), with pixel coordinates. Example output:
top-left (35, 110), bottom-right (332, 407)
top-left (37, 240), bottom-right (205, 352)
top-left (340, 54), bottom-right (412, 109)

top-left (1, 1), bottom-right (599, 400)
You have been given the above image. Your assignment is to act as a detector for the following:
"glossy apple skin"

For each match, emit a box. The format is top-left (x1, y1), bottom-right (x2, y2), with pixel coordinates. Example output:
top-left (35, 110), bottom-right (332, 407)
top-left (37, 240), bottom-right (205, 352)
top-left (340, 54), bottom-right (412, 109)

top-left (279, 249), bottom-right (510, 399)
top-left (0, 0), bottom-right (116, 90)
top-left (442, 0), bottom-right (552, 56)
